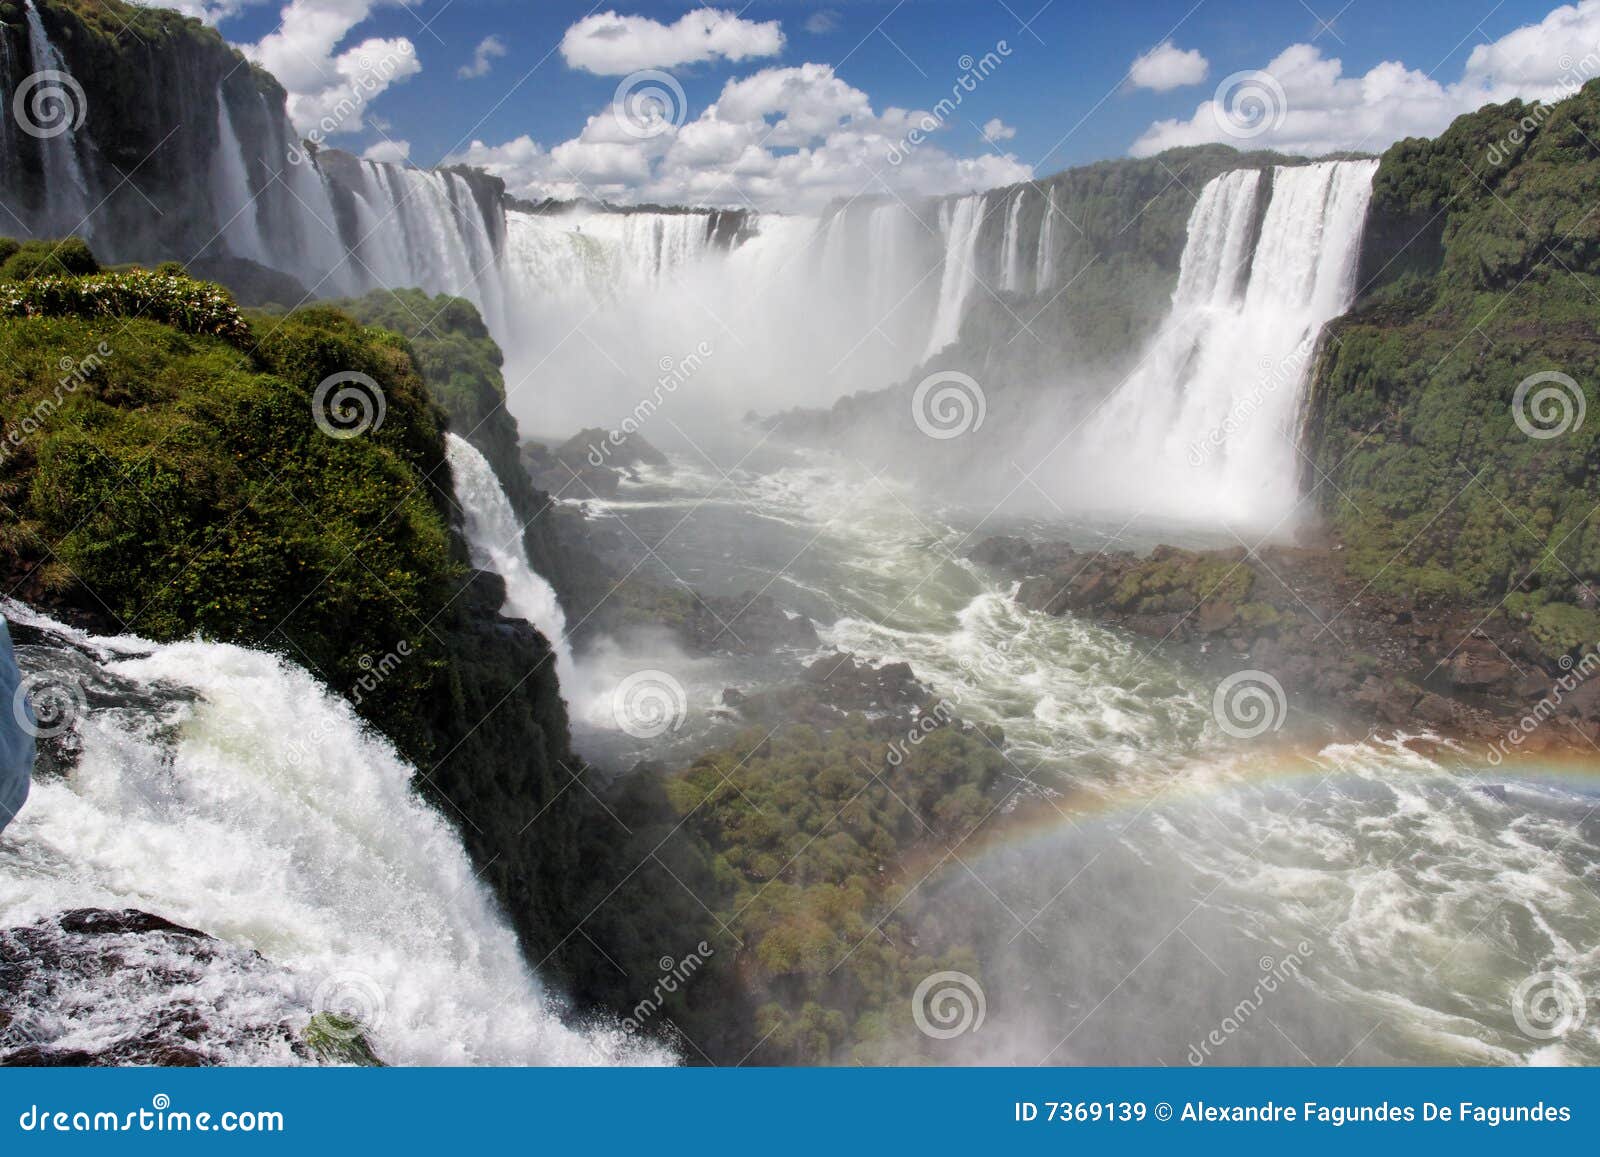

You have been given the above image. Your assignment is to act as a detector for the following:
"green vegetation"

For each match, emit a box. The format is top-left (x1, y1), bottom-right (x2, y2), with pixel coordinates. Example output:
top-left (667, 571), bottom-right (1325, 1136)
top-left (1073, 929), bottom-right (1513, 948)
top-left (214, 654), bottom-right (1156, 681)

top-left (0, 253), bottom-right (454, 751)
top-left (1303, 81), bottom-right (1600, 656)
top-left (0, 243), bottom-right (596, 998)
top-left (302, 1013), bottom-right (386, 1067)
top-left (1, 268), bottom-right (255, 347)
top-left (0, 237), bottom-right (99, 281)
top-left (572, 703), bottom-right (1010, 1064)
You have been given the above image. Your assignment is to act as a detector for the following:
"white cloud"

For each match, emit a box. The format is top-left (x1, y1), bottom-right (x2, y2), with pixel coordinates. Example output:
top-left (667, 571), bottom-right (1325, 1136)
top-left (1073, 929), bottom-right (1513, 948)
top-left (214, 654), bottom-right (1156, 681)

top-left (804, 10), bottom-right (840, 34)
top-left (448, 62), bottom-right (1031, 212)
top-left (560, 9), bottom-right (784, 75)
top-left (1128, 40), bottom-right (1209, 92)
top-left (1131, 0), bottom-right (1600, 156)
top-left (459, 34), bottom-right (507, 79)
top-left (128, 0), bottom-right (263, 23)
top-left (241, 1), bottom-right (420, 138)
top-left (982, 117), bottom-right (1017, 142)
top-left (362, 138), bottom-right (410, 163)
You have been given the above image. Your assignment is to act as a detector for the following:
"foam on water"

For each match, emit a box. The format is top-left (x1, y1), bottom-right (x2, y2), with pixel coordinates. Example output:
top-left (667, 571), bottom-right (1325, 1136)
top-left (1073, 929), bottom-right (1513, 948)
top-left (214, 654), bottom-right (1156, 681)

top-left (0, 606), bottom-right (666, 1066)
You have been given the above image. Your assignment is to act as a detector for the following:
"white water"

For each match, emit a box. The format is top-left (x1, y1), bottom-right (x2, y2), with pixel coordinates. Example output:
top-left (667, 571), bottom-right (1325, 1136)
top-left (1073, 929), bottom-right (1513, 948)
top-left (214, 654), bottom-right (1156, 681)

top-left (924, 194), bottom-right (988, 359)
top-left (1001, 190), bottom-right (1025, 293)
top-left (445, 434), bottom-right (576, 688)
top-left (1043, 159), bottom-right (1378, 528)
top-left (581, 450), bottom-right (1600, 1066)
top-left (22, 0), bottom-right (89, 236)
top-left (0, 604), bottom-right (663, 1065)
top-left (211, 94), bottom-right (267, 265)
top-left (1035, 186), bottom-right (1057, 292)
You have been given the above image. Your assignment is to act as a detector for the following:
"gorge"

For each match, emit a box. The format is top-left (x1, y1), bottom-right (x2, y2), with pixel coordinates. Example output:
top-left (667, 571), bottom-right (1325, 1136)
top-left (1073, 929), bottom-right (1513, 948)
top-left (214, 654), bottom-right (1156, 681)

top-left (1, 0), bottom-right (1599, 1070)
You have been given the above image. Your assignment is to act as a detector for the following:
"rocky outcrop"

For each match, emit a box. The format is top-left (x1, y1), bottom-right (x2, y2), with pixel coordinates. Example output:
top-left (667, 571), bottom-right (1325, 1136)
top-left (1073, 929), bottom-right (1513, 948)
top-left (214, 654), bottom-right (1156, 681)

top-left (0, 909), bottom-right (361, 1066)
top-left (973, 535), bottom-right (1600, 751)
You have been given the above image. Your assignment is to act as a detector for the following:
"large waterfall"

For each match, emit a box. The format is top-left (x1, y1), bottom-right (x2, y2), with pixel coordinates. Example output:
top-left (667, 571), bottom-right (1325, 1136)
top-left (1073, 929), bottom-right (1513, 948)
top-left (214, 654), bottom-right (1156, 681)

top-left (0, 7), bottom-right (1379, 519)
top-left (0, 602), bottom-right (662, 1065)
top-left (1037, 159), bottom-right (1379, 528)
top-left (445, 434), bottom-right (576, 688)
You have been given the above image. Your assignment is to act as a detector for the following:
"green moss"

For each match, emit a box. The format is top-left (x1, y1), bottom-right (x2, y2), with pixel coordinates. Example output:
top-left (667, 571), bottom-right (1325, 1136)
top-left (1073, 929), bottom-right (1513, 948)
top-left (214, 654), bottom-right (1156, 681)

top-left (0, 238), bottom-right (99, 281)
top-left (1528, 603), bottom-right (1600, 658)
top-left (1304, 79), bottom-right (1600, 621)
top-left (302, 1013), bottom-right (386, 1067)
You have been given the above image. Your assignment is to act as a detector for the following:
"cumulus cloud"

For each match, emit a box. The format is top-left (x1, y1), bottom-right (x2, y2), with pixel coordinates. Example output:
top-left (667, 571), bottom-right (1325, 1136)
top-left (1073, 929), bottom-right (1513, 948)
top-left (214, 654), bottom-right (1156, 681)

top-left (240, 0), bottom-right (421, 138)
top-left (1131, 0), bottom-right (1600, 157)
top-left (448, 62), bottom-right (1031, 212)
top-left (1128, 41), bottom-right (1209, 92)
top-left (459, 34), bottom-right (507, 79)
top-left (362, 138), bottom-right (410, 163)
top-left (560, 9), bottom-right (784, 75)
top-left (982, 117), bottom-right (1017, 142)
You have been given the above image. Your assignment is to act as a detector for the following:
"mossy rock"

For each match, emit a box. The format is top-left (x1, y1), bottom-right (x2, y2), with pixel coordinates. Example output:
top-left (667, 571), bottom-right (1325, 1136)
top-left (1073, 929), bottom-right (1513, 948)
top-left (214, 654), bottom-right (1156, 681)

top-left (303, 1013), bottom-right (386, 1067)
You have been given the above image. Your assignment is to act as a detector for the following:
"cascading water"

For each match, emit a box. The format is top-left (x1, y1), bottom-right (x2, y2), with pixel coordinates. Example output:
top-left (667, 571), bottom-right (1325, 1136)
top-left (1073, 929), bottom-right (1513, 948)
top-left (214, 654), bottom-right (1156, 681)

top-left (1035, 186), bottom-right (1057, 292)
top-left (445, 434), bottom-right (576, 689)
top-left (1001, 190), bottom-right (1025, 293)
top-left (21, 0), bottom-right (90, 236)
top-left (1046, 159), bottom-right (1378, 527)
top-left (210, 93), bottom-right (267, 265)
top-left (924, 193), bottom-right (988, 358)
top-left (0, 602), bottom-right (663, 1065)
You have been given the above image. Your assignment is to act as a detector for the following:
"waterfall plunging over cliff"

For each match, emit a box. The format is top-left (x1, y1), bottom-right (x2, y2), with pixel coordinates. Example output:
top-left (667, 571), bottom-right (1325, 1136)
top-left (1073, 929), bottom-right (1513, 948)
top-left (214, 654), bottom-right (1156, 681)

top-left (445, 434), bottom-right (575, 689)
top-left (20, 0), bottom-right (89, 236)
top-left (1044, 158), bottom-right (1379, 527)
top-left (925, 194), bottom-right (988, 359)
top-left (0, 603), bottom-right (661, 1065)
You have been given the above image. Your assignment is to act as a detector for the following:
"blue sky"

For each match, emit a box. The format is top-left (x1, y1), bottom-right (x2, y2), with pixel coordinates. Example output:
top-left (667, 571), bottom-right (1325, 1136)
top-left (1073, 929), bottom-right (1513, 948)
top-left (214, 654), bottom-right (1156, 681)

top-left (169, 0), bottom-right (1600, 209)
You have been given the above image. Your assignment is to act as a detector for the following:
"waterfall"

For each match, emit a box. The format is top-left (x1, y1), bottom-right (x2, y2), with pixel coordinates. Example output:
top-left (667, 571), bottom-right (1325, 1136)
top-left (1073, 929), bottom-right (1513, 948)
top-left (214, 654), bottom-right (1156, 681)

top-left (1035, 186), bottom-right (1057, 293)
top-left (1170, 167), bottom-right (1263, 307)
top-left (1000, 190), bottom-right (1025, 293)
top-left (21, 0), bottom-right (90, 237)
top-left (210, 93), bottom-right (267, 265)
top-left (444, 434), bottom-right (576, 689)
top-left (923, 193), bottom-right (987, 359)
top-left (0, 602), bottom-right (662, 1065)
top-left (1056, 159), bottom-right (1377, 527)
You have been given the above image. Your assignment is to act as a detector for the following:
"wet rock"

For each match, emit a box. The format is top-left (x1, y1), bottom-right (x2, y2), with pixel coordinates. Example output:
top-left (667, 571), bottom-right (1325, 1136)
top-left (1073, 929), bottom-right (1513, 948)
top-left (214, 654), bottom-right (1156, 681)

top-left (0, 908), bottom-right (348, 1067)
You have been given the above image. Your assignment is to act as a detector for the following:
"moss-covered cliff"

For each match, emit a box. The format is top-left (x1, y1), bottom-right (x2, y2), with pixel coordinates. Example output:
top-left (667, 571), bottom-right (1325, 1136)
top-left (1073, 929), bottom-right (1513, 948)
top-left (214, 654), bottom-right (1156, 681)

top-left (0, 244), bottom-right (594, 983)
top-left (1302, 80), bottom-right (1600, 656)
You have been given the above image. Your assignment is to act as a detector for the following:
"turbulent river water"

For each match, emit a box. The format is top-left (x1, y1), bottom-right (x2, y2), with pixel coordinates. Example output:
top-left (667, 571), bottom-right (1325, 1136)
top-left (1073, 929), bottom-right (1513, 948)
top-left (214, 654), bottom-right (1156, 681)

top-left (571, 447), bottom-right (1600, 1067)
